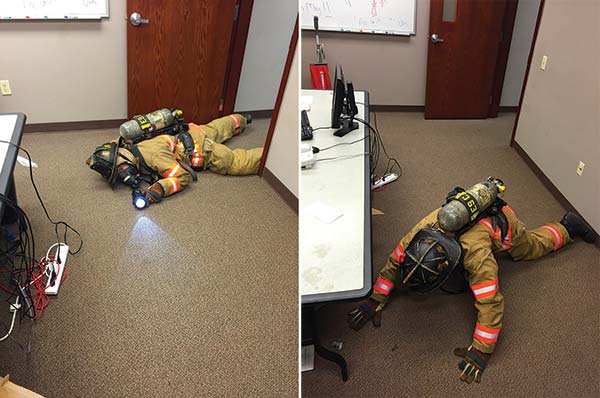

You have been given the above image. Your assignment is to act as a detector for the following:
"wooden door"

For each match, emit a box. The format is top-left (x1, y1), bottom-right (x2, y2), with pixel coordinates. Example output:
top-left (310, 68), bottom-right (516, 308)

top-left (425, 0), bottom-right (507, 119)
top-left (127, 0), bottom-right (238, 123)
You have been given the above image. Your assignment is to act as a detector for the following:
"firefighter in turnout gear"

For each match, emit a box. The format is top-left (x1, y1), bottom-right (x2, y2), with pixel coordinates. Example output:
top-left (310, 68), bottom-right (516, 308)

top-left (86, 114), bottom-right (263, 205)
top-left (348, 178), bottom-right (596, 384)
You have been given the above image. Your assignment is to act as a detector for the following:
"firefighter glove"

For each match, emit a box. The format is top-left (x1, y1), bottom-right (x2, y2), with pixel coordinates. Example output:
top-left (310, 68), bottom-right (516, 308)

top-left (145, 183), bottom-right (164, 204)
top-left (347, 298), bottom-right (383, 331)
top-left (454, 346), bottom-right (490, 384)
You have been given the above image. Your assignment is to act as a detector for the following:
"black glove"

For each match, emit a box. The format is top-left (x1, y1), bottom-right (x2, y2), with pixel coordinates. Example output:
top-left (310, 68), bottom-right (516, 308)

top-left (347, 298), bottom-right (383, 331)
top-left (454, 346), bottom-right (491, 384)
top-left (144, 183), bottom-right (164, 204)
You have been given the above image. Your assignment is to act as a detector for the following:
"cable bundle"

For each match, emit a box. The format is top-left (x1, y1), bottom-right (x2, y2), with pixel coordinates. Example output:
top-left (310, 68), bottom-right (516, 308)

top-left (0, 141), bottom-right (82, 346)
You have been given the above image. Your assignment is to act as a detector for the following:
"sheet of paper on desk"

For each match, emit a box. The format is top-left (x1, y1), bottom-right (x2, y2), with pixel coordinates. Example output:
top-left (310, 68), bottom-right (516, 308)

top-left (307, 201), bottom-right (343, 224)
top-left (300, 96), bottom-right (313, 111)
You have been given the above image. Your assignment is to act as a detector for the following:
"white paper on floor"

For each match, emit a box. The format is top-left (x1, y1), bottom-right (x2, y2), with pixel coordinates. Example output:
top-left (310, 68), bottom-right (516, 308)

top-left (17, 156), bottom-right (38, 168)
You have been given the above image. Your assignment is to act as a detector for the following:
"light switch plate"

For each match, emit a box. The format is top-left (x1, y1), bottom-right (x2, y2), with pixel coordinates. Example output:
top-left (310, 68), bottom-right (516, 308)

top-left (0, 80), bottom-right (12, 96)
top-left (540, 55), bottom-right (548, 70)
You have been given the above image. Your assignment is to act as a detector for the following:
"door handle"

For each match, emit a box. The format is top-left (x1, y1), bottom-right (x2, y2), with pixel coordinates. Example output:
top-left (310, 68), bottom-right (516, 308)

top-left (431, 33), bottom-right (444, 44)
top-left (129, 12), bottom-right (150, 26)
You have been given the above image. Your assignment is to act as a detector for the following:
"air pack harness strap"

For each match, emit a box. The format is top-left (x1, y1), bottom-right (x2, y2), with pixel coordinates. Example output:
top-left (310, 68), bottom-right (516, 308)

top-left (175, 131), bottom-right (198, 182)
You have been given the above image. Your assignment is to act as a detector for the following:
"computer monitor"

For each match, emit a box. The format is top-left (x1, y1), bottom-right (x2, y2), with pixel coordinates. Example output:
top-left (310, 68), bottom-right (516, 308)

top-left (331, 64), bottom-right (359, 137)
top-left (331, 64), bottom-right (345, 129)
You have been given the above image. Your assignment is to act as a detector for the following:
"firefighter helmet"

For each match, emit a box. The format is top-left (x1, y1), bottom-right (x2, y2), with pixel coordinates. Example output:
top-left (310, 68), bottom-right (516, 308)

top-left (399, 228), bottom-right (463, 294)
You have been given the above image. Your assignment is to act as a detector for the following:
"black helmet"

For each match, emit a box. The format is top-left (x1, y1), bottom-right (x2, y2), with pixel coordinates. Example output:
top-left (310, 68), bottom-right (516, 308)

top-left (86, 138), bottom-right (138, 186)
top-left (399, 228), bottom-right (462, 294)
top-left (86, 140), bottom-right (120, 185)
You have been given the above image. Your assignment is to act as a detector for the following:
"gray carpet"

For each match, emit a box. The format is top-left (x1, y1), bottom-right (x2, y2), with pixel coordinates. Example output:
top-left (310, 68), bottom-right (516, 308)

top-left (0, 119), bottom-right (298, 397)
top-left (301, 112), bottom-right (600, 397)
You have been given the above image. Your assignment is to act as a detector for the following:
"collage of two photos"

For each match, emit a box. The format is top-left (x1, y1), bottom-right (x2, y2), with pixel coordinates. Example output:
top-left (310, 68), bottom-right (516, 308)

top-left (1, 0), bottom-right (599, 397)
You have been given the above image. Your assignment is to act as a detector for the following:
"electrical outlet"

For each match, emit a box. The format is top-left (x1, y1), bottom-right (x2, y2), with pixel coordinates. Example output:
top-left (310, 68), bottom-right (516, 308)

top-left (576, 161), bottom-right (585, 176)
top-left (540, 55), bottom-right (548, 70)
top-left (0, 80), bottom-right (12, 96)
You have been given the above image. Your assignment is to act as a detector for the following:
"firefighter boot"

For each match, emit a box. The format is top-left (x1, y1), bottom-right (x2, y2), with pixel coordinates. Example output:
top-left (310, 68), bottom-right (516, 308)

top-left (560, 212), bottom-right (595, 243)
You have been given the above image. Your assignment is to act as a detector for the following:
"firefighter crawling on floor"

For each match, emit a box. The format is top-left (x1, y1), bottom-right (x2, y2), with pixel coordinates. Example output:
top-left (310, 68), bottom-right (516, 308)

top-left (347, 177), bottom-right (596, 384)
top-left (86, 109), bottom-right (262, 208)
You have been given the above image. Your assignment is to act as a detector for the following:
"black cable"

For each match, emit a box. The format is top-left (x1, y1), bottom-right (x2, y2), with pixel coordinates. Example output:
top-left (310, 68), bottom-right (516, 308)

top-left (317, 136), bottom-right (368, 152)
top-left (315, 153), bottom-right (369, 162)
top-left (354, 114), bottom-right (403, 180)
top-left (0, 140), bottom-right (83, 254)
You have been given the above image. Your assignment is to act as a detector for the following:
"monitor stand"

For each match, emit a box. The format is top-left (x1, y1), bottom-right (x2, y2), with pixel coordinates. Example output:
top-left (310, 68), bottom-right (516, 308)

top-left (334, 117), bottom-right (358, 137)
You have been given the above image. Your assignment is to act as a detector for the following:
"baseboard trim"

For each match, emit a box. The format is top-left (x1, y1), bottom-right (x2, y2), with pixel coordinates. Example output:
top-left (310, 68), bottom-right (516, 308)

top-left (24, 119), bottom-right (127, 133)
top-left (369, 105), bottom-right (518, 113)
top-left (262, 167), bottom-right (298, 213)
top-left (512, 141), bottom-right (600, 246)
top-left (235, 109), bottom-right (273, 119)
top-left (370, 105), bottom-right (424, 112)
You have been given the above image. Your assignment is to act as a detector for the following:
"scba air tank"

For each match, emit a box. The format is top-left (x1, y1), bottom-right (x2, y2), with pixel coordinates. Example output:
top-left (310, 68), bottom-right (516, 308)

top-left (438, 177), bottom-right (505, 232)
top-left (119, 109), bottom-right (182, 142)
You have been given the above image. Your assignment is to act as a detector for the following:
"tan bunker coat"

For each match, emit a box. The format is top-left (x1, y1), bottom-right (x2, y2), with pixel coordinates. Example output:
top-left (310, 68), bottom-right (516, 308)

top-left (131, 114), bottom-right (263, 198)
top-left (371, 205), bottom-right (571, 354)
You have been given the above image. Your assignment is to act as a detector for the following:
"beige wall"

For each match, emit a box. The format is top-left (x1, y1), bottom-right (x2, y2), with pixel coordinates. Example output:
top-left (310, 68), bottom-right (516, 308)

top-left (301, 0), bottom-right (538, 106)
top-left (514, 0), bottom-right (599, 232)
top-left (0, 0), bottom-right (127, 124)
top-left (265, 45), bottom-right (299, 198)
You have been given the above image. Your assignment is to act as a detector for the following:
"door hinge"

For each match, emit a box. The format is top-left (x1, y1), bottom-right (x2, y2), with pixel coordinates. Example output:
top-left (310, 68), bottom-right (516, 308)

top-left (219, 98), bottom-right (224, 112)
top-left (489, 95), bottom-right (493, 105)
top-left (233, 3), bottom-right (240, 21)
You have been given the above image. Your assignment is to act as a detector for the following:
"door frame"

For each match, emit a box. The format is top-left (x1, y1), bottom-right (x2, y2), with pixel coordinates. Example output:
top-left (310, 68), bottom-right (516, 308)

top-left (510, 0), bottom-right (545, 144)
top-left (488, 0), bottom-right (519, 117)
top-left (221, 0), bottom-right (254, 116)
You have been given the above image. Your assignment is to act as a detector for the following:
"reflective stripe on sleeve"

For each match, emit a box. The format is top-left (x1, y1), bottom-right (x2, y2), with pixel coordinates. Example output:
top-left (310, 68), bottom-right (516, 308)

top-left (373, 277), bottom-right (394, 295)
top-left (471, 278), bottom-right (499, 300)
top-left (473, 323), bottom-right (500, 344)
top-left (163, 162), bottom-right (182, 178)
top-left (228, 114), bottom-right (241, 129)
top-left (540, 225), bottom-right (563, 251)
top-left (392, 243), bottom-right (405, 263)
top-left (166, 177), bottom-right (181, 194)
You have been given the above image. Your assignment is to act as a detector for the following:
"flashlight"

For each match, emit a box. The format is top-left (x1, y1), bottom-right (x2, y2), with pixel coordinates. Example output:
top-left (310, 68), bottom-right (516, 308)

top-left (132, 190), bottom-right (149, 210)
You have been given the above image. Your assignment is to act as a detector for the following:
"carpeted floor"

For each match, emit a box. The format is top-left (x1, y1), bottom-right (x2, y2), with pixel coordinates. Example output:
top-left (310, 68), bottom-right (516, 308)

top-left (0, 118), bottom-right (298, 397)
top-left (301, 112), bottom-right (600, 397)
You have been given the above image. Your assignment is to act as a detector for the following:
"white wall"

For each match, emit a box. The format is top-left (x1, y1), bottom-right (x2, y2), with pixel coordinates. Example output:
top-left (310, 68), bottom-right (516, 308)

top-left (234, 1), bottom-right (297, 112)
top-left (265, 45), bottom-right (299, 197)
top-left (501, 0), bottom-right (542, 107)
top-left (0, 0), bottom-right (127, 123)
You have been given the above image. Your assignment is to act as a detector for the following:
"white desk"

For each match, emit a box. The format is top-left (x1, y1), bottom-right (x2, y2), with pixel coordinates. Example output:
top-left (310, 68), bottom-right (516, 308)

top-left (0, 113), bottom-right (26, 221)
top-left (300, 89), bottom-right (371, 304)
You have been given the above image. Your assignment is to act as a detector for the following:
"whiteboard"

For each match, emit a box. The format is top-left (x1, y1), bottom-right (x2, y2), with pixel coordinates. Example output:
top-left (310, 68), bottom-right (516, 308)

top-left (301, 0), bottom-right (416, 36)
top-left (1, 0), bottom-right (109, 19)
